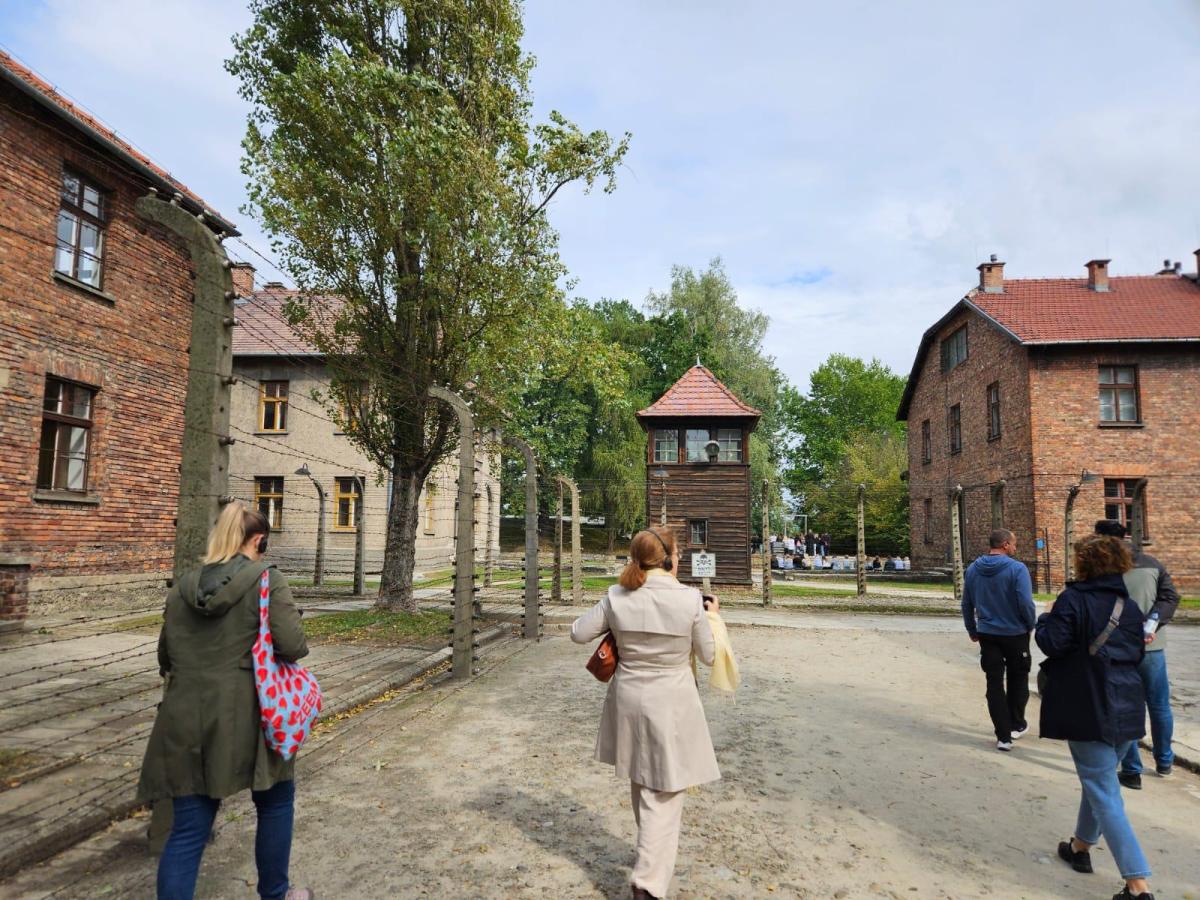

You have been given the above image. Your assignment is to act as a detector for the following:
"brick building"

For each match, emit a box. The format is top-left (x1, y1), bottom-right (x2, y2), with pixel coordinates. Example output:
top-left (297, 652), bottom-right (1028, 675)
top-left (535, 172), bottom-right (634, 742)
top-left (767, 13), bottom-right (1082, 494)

top-left (227, 272), bottom-right (501, 580)
top-left (899, 254), bottom-right (1200, 591)
top-left (0, 50), bottom-right (236, 617)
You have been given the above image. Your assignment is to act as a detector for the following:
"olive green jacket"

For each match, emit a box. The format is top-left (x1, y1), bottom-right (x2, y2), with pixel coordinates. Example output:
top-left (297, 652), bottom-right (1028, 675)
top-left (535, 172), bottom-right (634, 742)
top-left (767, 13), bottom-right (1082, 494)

top-left (137, 555), bottom-right (308, 801)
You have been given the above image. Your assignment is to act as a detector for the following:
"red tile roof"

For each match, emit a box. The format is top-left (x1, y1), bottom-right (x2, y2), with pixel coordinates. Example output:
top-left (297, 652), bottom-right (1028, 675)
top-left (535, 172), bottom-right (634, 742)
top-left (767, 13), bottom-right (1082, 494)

top-left (233, 291), bottom-right (338, 357)
top-left (898, 272), bottom-right (1200, 420)
top-left (638, 365), bottom-right (761, 420)
top-left (0, 49), bottom-right (236, 234)
top-left (970, 275), bottom-right (1200, 343)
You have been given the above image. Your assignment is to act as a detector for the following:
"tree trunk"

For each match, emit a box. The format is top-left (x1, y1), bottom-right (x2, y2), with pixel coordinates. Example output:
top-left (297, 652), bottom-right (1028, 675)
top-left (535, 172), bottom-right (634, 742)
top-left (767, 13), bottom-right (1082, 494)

top-left (378, 466), bottom-right (425, 612)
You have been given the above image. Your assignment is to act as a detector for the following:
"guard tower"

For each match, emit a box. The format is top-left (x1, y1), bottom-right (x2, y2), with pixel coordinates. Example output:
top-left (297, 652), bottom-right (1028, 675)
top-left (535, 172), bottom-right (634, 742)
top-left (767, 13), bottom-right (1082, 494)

top-left (637, 365), bottom-right (761, 585)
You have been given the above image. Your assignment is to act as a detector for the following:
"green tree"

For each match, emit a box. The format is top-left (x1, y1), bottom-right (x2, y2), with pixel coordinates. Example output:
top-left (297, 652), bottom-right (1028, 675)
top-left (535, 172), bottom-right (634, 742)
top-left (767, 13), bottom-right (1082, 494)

top-left (797, 431), bottom-right (909, 555)
top-left (784, 354), bottom-right (907, 483)
top-left (228, 0), bottom-right (628, 610)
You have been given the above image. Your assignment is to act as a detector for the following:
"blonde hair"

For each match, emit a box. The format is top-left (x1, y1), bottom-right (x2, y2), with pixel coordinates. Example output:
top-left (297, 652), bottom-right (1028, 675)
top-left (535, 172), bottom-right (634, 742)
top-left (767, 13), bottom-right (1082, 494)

top-left (204, 501), bottom-right (270, 564)
top-left (618, 527), bottom-right (678, 591)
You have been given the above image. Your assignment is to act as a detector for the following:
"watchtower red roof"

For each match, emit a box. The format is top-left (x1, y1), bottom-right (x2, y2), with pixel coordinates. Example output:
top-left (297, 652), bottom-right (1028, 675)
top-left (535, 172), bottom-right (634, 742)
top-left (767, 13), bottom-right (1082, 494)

top-left (638, 365), bottom-right (761, 422)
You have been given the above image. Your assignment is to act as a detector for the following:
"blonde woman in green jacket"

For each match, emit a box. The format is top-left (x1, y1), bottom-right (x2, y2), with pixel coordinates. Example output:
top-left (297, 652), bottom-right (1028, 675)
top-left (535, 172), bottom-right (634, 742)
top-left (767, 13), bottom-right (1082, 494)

top-left (138, 502), bottom-right (313, 900)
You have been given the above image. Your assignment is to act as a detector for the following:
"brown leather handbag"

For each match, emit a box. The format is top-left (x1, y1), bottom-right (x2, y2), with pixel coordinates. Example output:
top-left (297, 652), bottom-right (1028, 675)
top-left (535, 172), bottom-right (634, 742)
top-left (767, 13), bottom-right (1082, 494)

top-left (586, 631), bottom-right (618, 682)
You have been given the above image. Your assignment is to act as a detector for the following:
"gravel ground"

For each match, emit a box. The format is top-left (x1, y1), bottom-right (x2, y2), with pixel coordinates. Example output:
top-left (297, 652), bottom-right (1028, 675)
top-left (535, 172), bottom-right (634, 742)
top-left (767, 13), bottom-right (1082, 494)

top-left (6, 617), bottom-right (1200, 899)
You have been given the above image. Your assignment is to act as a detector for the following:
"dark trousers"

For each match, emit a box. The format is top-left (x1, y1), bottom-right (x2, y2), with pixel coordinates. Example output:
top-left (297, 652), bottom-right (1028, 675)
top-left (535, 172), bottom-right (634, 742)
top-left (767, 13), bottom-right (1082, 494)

top-left (157, 779), bottom-right (295, 900)
top-left (978, 633), bottom-right (1031, 741)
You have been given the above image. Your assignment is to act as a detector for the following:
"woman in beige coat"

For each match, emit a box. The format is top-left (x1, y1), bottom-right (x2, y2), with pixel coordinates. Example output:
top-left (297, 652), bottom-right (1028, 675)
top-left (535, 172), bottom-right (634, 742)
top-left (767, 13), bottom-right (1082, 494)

top-left (572, 527), bottom-right (720, 900)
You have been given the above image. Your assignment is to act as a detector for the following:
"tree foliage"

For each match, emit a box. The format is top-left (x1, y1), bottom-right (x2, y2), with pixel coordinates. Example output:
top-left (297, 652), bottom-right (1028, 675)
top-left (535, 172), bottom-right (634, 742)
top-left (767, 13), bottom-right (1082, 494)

top-left (228, 0), bottom-right (628, 608)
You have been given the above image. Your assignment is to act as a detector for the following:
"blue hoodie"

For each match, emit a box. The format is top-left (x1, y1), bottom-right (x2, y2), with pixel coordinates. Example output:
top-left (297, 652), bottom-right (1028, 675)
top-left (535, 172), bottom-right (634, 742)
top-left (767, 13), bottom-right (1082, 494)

top-left (962, 554), bottom-right (1036, 638)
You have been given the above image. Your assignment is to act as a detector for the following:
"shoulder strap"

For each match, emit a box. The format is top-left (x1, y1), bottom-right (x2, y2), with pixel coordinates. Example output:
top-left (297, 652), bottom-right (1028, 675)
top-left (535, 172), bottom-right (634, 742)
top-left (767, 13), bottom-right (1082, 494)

top-left (1088, 595), bottom-right (1126, 656)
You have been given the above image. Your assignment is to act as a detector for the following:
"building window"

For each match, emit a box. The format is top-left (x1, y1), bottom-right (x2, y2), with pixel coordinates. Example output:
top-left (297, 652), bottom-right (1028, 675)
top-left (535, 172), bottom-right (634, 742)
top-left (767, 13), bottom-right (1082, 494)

top-left (921, 419), bottom-right (931, 464)
top-left (55, 171), bottom-right (106, 288)
top-left (1099, 366), bottom-right (1138, 423)
top-left (255, 476), bottom-right (284, 528)
top-left (716, 428), bottom-right (742, 462)
top-left (940, 326), bottom-right (968, 373)
top-left (337, 380), bottom-right (367, 433)
top-left (334, 477), bottom-right (362, 531)
top-left (653, 429), bottom-right (678, 463)
top-left (259, 381), bottom-right (289, 432)
top-left (948, 404), bottom-right (962, 454)
top-left (986, 382), bottom-right (1001, 440)
top-left (689, 519), bottom-right (708, 547)
top-left (1104, 478), bottom-right (1148, 537)
top-left (686, 428), bottom-right (711, 462)
top-left (923, 498), bottom-right (933, 544)
top-left (990, 483), bottom-right (1004, 530)
top-left (37, 376), bottom-right (95, 492)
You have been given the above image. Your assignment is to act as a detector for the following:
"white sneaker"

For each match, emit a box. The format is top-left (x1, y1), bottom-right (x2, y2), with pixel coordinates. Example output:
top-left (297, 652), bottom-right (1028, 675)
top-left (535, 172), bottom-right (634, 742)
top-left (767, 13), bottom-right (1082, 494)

top-left (996, 740), bottom-right (1013, 752)
top-left (1012, 724), bottom-right (1030, 740)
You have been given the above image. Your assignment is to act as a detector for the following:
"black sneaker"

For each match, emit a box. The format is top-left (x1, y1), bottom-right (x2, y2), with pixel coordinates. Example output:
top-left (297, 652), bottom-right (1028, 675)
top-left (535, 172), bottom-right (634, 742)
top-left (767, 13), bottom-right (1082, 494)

top-left (1112, 887), bottom-right (1154, 900)
top-left (1057, 839), bottom-right (1093, 874)
top-left (1155, 762), bottom-right (1172, 777)
top-left (1117, 771), bottom-right (1142, 790)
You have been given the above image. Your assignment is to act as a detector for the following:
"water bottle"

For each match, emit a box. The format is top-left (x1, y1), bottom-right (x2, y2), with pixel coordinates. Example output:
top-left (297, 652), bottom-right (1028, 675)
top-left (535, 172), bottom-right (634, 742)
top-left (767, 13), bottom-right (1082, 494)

top-left (1144, 611), bottom-right (1160, 637)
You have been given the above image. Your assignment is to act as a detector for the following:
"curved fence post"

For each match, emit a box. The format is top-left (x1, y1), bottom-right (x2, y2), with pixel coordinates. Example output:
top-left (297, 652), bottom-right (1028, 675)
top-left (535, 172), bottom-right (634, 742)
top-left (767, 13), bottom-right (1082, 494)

top-left (1064, 482), bottom-right (1082, 585)
top-left (856, 483), bottom-right (867, 598)
top-left (428, 385), bottom-right (476, 679)
top-left (503, 433), bottom-right (541, 639)
top-left (761, 479), bottom-right (771, 607)
top-left (135, 190), bottom-right (233, 579)
top-left (1129, 478), bottom-right (1148, 553)
top-left (555, 475), bottom-right (583, 605)
top-left (950, 485), bottom-right (965, 604)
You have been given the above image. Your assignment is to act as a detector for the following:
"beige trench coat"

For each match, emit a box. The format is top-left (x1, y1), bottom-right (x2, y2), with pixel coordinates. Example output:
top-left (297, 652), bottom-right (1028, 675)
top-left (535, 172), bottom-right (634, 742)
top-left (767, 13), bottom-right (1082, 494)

top-left (571, 570), bottom-right (720, 792)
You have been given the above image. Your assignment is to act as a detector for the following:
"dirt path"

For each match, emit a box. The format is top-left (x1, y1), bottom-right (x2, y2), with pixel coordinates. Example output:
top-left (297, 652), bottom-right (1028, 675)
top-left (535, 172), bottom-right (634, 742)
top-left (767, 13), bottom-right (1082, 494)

top-left (7, 619), bottom-right (1200, 899)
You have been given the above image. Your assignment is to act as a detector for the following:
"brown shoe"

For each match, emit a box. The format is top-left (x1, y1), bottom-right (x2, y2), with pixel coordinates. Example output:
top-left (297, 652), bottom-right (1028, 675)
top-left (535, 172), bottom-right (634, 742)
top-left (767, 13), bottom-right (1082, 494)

top-left (631, 887), bottom-right (660, 900)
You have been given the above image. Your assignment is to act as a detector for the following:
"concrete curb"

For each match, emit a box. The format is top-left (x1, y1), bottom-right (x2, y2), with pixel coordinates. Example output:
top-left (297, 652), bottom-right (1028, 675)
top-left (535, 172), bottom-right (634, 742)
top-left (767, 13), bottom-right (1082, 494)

top-left (0, 623), bottom-right (515, 880)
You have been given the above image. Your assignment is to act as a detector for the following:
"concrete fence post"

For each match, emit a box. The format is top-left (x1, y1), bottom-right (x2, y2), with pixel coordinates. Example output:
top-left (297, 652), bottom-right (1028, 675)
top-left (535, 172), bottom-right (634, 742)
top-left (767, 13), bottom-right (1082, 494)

top-left (761, 479), bottom-right (772, 607)
top-left (484, 483), bottom-right (495, 589)
top-left (353, 475), bottom-right (366, 596)
top-left (556, 475), bottom-right (583, 605)
top-left (1129, 478), bottom-right (1149, 553)
top-left (428, 386), bottom-right (476, 680)
top-left (856, 483), bottom-right (867, 598)
top-left (135, 191), bottom-right (233, 579)
top-left (552, 481), bottom-right (563, 604)
top-left (502, 433), bottom-right (540, 639)
top-left (1064, 483), bottom-right (1082, 585)
top-left (950, 485), bottom-right (965, 604)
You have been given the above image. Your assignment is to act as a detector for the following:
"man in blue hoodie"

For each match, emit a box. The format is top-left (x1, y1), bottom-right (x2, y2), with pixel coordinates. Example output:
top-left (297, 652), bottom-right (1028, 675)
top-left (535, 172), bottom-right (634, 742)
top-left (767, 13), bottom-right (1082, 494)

top-left (962, 528), bottom-right (1037, 751)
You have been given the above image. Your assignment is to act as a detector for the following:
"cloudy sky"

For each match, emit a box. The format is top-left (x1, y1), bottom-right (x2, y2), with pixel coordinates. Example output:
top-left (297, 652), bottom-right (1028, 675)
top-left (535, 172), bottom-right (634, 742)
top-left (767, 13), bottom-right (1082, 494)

top-left (4, 0), bottom-right (1199, 389)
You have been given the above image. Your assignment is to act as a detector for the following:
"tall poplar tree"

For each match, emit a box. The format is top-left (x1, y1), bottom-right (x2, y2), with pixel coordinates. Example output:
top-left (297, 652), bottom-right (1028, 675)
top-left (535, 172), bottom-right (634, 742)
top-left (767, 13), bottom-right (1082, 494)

top-left (228, 1), bottom-right (628, 610)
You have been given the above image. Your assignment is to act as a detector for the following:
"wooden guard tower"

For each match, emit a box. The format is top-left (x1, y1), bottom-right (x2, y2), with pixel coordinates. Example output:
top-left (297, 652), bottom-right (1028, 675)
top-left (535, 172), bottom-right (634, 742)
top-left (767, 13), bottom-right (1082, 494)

top-left (638, 365), bottom-right (761, 585)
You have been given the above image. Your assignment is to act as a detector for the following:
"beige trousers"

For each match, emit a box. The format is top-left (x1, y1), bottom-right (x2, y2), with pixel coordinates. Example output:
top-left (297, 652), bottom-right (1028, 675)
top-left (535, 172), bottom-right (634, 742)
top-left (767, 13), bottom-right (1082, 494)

top-left (630, 781), bottom-right (686, 898)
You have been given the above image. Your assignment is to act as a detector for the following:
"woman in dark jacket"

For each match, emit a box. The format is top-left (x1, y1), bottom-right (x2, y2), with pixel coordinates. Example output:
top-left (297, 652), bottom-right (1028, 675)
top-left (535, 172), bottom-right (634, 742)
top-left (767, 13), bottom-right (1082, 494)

top-left (1035, 534), bottom-right (1152, 900)
top-left (138, 502), bottom-right (313, 900)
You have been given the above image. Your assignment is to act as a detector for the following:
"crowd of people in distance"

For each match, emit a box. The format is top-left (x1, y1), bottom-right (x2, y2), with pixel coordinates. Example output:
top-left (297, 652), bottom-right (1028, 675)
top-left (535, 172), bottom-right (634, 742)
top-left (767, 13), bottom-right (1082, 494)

top-left (961, 521), bottom-right (1178, 900)
top-left (765, 531), bottom-right (910, 573)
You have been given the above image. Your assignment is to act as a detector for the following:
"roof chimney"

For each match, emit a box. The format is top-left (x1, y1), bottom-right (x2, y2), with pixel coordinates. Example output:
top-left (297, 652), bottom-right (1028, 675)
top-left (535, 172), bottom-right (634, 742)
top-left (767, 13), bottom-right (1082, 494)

top-left (977, 255), bottom-right (1004, 294)
top-left (1156, 258), bottom-right (1176, 275)
top-left (1175, 261), bottom-right (1182, 275)
top-left (230, 262), bottom-right (255, 296)
top-left (1086, 259), bottom-right (1110, 292)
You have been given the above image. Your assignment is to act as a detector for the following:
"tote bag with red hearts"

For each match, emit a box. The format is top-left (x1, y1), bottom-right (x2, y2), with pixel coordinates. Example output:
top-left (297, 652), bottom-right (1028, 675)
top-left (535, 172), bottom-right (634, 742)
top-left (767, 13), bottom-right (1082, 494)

top-left (252, 569), bottom-right (323, 760)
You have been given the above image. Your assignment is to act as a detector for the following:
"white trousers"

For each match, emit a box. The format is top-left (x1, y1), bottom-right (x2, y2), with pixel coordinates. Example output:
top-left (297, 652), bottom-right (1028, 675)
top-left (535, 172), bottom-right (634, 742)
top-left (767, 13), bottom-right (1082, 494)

top-left (630, 781), bottom-right (686, 898)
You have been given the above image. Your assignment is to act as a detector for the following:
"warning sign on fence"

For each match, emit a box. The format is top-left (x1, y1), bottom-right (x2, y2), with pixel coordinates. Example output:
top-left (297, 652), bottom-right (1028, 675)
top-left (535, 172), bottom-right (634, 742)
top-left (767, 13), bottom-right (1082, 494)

top-left (691, 552), bottom-right (716, 578)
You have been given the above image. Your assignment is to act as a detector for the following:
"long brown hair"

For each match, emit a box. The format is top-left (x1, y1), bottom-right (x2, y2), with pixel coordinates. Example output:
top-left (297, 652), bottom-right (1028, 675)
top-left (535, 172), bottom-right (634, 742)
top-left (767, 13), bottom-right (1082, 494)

top-left (1073, 533), bottom-right (1133, 582)
top-left (204, 501), bottom-right (271, 564)
top-left (618, 527), bottom-right (678, 591)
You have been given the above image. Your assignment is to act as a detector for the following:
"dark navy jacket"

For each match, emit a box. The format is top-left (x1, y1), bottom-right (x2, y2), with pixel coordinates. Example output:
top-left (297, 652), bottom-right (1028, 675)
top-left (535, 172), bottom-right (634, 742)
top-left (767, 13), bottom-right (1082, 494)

top-left (1034, 573), bottom-right (1145, 744)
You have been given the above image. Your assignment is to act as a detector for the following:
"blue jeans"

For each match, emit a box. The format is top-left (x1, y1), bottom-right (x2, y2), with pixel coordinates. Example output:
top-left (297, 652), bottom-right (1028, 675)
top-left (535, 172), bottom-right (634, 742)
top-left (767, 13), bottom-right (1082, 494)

top-left (157, 780), bottom-right (295, 900)
top-left (1121, 650), bottom-right (1173, 774)
top-left (1068, 741), bottom-right (1151, 880)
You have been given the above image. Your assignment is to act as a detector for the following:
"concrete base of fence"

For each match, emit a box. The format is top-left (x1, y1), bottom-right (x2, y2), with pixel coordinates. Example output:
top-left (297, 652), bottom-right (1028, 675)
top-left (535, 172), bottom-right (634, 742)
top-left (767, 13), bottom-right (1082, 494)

top-left (0, 621), bottom-right (514, 880)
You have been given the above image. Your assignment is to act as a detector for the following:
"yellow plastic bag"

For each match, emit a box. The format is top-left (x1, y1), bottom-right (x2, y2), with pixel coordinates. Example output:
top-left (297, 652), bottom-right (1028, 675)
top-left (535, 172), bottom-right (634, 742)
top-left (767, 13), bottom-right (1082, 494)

top-left (692, 610), bottom-right (740, 695)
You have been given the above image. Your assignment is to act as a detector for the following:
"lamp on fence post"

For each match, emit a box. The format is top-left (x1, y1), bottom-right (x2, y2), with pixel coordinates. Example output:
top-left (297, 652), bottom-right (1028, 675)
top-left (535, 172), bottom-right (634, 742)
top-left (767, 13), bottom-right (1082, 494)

top-left (1064, 470), bottom-right (1099, 585)
top-left (949, 485), bottom-right (965, 604)
top-left (295, 464), bottom-right (325, 587)
top-left (1129, 477), bottom-right (1148, 554)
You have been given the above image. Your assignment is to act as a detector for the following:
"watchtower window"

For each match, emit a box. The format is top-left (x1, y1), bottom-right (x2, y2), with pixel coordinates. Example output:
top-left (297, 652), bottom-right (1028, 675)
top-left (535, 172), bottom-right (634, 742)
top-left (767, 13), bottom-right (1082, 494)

top-left (653, 429), bottom-right (678, 463)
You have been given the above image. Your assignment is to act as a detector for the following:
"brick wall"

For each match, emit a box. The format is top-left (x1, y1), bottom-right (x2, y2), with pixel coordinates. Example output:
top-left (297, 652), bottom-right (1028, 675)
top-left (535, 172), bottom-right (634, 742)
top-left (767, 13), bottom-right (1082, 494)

top-left (1029, 344), bottom-right (1200, 591)
top-left (904, 307), bottom-right (1038, 575)
top-left (0, 86), bottom-right (195, 582)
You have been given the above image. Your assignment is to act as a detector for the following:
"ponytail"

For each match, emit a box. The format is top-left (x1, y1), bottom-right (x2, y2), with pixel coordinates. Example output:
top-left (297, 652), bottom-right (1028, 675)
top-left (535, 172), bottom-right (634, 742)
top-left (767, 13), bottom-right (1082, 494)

top-left (204, 501), bottom-right (270, 564)
top-left (618, 527), bottom-right (678, 590)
